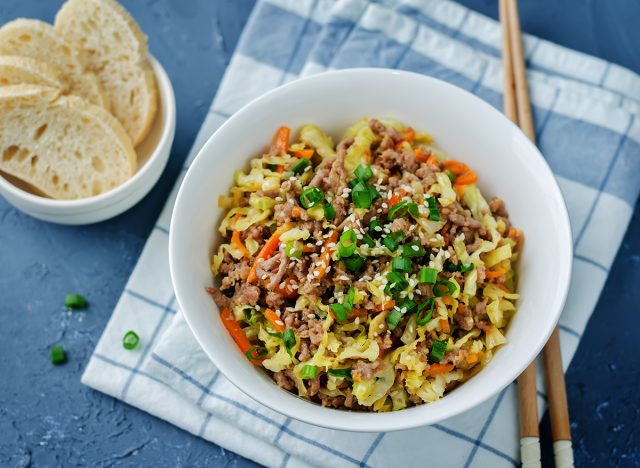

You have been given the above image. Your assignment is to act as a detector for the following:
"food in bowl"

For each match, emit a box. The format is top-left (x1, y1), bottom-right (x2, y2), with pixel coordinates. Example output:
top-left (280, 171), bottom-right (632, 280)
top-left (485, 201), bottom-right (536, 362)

top-left (208, 118), bottom-right (522, 412)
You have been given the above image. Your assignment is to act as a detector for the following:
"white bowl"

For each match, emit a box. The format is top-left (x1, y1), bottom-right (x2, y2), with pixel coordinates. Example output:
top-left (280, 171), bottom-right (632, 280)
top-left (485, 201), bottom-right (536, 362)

top-left (169, 68), bottom-right (572, 432)
top-left (0, 56), bottom-right (176, 225)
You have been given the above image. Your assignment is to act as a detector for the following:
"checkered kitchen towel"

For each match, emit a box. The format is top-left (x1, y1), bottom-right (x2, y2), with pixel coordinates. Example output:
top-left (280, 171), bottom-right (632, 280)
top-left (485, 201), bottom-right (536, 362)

top-left (82, 0), bottom-right (640, 466)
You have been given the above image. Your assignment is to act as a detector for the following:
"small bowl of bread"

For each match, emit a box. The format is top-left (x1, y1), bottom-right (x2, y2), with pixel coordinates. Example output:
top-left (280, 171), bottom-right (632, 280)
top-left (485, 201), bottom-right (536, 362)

top-left (0, 0), bottom-right (175, 224)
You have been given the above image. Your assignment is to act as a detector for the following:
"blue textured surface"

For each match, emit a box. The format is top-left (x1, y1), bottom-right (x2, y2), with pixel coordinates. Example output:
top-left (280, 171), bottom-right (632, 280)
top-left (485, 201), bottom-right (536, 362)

top-left (0, 1), bottom-right (638, 467)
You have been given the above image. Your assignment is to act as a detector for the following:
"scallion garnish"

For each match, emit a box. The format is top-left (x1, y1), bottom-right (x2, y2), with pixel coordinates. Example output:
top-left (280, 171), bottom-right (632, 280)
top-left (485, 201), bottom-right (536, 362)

top-left (352, 181), bottom-right (373, 209)
top-left (344, 254), bottom-right (365, 273)
top-left (388, 200), bottom-right (409, 220)
top-left (446, 169), bottom-right (456, 182)
top-left (367, 185), bottom-right (380, 201)
top-left (418, 267), bottom-right (438, 284)
top-left (349, 178), bottom-right (359, 189)
top-left (459, 263), bottom-right (475, 273)
top-left (426, 196), bottom-right (441, 221)
top-left (299, 187), bottom-right (325, 209)
top-left (407, 202), bottom-right (420, 219)
top-left (267, 163), bottom-right (278, 171)
top-left (65, 293), bottom-right (86, 309)
top-left (245, 345), bottom-right (268, 361)
top-left (285, 240), bottom-right (303, 258)
top-left (386, 308), bottom-right (404, 331)
top-left (242, 306), bottom-right (259, 325)
top-left (50, 346), bottom-right (66, 364)
top-left (300, 364), bottom-right (318, 379)
top-left (338, 229), bottom-right (357, 258)
top-left (330, 303), bottom-right (348, 322)
top-left (283, 329), bottom-right (296, 356)
top-left (402, 242), bottom-right (424, 257)
top-left (354, 164), bottom-right (373, 182)
top-left (444, 261), bottom-right (458, 272)
top-left (392, 256), bottom-right (412, 273)
top-left (328, 368), bottom-right (352, 382)
top-left (344, 287), bottom-right (356, 310)
top-left (122, 330), bottom-right (140, 350)
top-left (385, 271), bottom-right (409, 296)
top-left (369, 219), bottom-right (384, 236)
top-left (382, 235), bottom-right (398, 252)
top-left (397, 298), bottom-right (417, 314)
top-left (433, 279), bottom-right (456, 297)
top-left (323, 202), bottom-right (336, 221)
top-left (390, 231), bottom-right (406, 243)
top-left (429, 340), bottom-right (447, 362)
top-left (416, 298), bottom-right (435, 325)
top-left (291, 158), bottom-right (310, 174)
top-left (361, 233), bottom-right (375, 247)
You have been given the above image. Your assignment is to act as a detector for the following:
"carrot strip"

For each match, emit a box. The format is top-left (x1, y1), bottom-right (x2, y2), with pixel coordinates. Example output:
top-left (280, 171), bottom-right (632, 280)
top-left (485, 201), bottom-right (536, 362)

top-left (443, 160), bottom-right (470, 175)
top-left (497, 284), bottom-right (510, 293)
top-left (291, 206), bottom-right (302, 218)
top-left (247, 223), bottom-right (292, 283)
top-left (454, 171), bottom-right (478, 186)
top-left (414, 148), bottom-right (428, 162)
top-left (404, 127), bottom-right (415, 143)
top-left (292, 148), bottom-right (313, 159)
top-left (508, 227), bottom-right (524, 251)
top-left (272, 126), bottom-right (290, 154)
top-left (311, 231), bottom-right (338, 280)
top-left (485, 267), bottom-right (506, 279)
top-left (220, 307), bottom-right (261, 365)
top-left (466, 353), bottom-right (480, 364)
top-left (264, 308), bottom-right (286, 333)
top-left (425, 363), bottom-right (454, 376)
top-left (377, 299), bottom-right (395, 312)
top-left (276, 278), bottom-right (299, 299)
top-left (440, 319), bottom-right (451, 333)
top-left (387, 189), bottom-right (407, 207)
top-left (231, 230), bottom-right (249, 258)
top-left (426, 155), bottom-right (440, 167)
top-left (454, 184), bottom-right (467, 199)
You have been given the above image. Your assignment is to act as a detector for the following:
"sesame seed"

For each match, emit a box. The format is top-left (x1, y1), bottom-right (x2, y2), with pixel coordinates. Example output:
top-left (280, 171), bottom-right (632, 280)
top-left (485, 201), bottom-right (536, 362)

top-left (275, 319), bottom-right (285, 326)
top-left (328, 242), bottom-right (336, 248)
top-left (444, 251), bottom-right (451, 259)
top-left (313, 270), bottom-right (320, 277)
top-left (261, 274), bottom-right (268, 280)
top-left (340, 275), bottom-right (349, 281)
top-left (374, 226), bottom-right (382, 232)
top-left (411, 245), bottom-right (419, 251)
top-left (354, 317), bottom-right (360, 325)
top-left (275, 309), bottom-right (282, 317)
top-left (255, 305), bottom-right (261, 311)
top-left (316, 240), bottom-right (323, 246)
top-left (381, 203), bottom-right (388, 209)
top-left (379, 324), bottom-right (385, 329)
top-left (275, 197), bottom-right (283, 202)
top-left (325, 265), bottom-right (332, 273)
top-left (383, 228), bottom-right (391, 234)
top-left (291, 284), bottom-right (299, 290)
top-left (307, 313), bottom-right (316, 319)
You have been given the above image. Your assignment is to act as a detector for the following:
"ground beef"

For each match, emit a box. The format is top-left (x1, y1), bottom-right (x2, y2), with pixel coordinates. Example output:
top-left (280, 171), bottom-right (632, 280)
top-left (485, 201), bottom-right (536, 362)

top-left (390, 217), bottom-right (411, 233)
top-left (466, 236), bottom-right (483, 253)
top-left (351, 359), bottom-right (383, 381)
top-left (220, 258), bottom-right (251, 290)
top-left (474, 299), bottom-right (490, 331)
top-left (266, 251), bottom-right (289, 291)
top-left (455, 304), bottom-right (474, 331)
top-left (232, 283), bottom-right (260, 307)
top-left (377, 149), bottom-right (402, 171)
top-left (205, 287), bottom-right (231, 309)
top-left (415, 164), bottom-right (437, 187)
top-left (343, 388), bottom-right (355, 409)
top-left (274, 370), bottom-right (295, 391)
top-left (265, 291), bottom-right (285, 309)
top-left (307, 376), bottom-right (321, 396)
top-left (320, 394), bottom-right (346, 408)
top-left (307, 318), bottom-right (324, 345)
top-left (489, 197), bottom-right (509, 218)
top-left (375, 331), bottom-right (393, 352)
top-left (298, 339), bottom-right (311, 362)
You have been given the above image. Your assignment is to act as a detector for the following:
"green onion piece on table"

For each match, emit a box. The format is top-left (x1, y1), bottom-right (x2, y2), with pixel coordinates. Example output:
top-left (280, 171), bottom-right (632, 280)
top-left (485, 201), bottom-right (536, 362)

top-left (386, 308), bottom-right (404, 331)
top-left (122, 330), bottom-right (140, 350)
top-left (382, 236), bottom-right (398, 252)
top-left (426, 196), bottom-right (441, 221)
top-left (285, 240), bottom-right (303, 258)
top-left (50, 346), bottom-right (66, 364)
top-left (64, 293), bottom-right (86, 309)
top-left (433, 279), bottom-right (456, 297)
top-left (402, 242), bottom-right (424, 257)
top-left (388, 200), bottom-right (409, 220)
top-left (369, 219), bottom-right (384, 236)
top-left (361, 233), bottom-right (376, 247)
top-left (330, 303), bottom-right (348, 322)
top-left (459, 263), bottom-right (475, 273)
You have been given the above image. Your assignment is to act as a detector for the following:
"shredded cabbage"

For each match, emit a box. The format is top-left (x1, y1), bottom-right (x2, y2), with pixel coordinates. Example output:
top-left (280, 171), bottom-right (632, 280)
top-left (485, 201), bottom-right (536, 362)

top-left (299, 125), bottom-right (335, 159)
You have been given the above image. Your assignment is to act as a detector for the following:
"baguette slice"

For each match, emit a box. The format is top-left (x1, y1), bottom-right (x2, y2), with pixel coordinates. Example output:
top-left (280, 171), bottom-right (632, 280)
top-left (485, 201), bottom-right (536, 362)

top-left (0, 19), bottom-right (109, 109)
top-left (0, 55), bottom-right (66, 90)
top-left (0, 85), bottom-right (136, 200)
top-left (55, 0), bottom-right (158, 146)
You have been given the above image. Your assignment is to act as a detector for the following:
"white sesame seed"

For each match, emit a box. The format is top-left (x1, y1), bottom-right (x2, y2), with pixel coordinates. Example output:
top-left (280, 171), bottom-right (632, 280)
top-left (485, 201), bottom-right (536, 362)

top-left (373, 332), bottom-right (379, 337)
top-left (387, 191), bottom-right (392, 199)
top-left (255, 305), bottom-right (261, 311)
top-left (316, 240), bottom-right (323, 246)
top-left (275, 309), bottom-right (282, 317)
top-left (307, 313), bottom-right (316, 319)
top-left (304, 165), bottom-right (312, 172)
top-left (383, 228), bottom-right (391, 234)
top-left (291, 284), bottom-right (299, 290)
top-left (275, 197), bottom-right (283, 202)
top-left (328, 242), bottom-right (336, 248)
top-left (371, 216), bottom-right (377, 221)
top-left (411, 245), bottom-right (420, 251)
top-left (379, 324), bottom-right (385, 329)
top-left (381, 203), bottom-right (388, 209)
top-left (340, 275), bottom-right (349, 281)
top-left (374, 226), bottom-right (382, 232)
top-left (354, 317), bottom-right (360, 325)
top-left (275, 319), bottom-right (285, 326)
top-left (313, 270), bottom-right (320, 277)
top-left (325, 266), bottom-right (332, 273)
top-left (444, 251), bottom-right (451, 259)
top-left (261, 274), bottom-right (268, 280)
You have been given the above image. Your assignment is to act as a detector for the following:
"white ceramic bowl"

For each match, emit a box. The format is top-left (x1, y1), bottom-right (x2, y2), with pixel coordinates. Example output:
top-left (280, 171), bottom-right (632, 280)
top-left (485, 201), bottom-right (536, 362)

top-left (170, 68), bottom-right (572, 432)
top-left (0, 56), bottom-right (176, 225)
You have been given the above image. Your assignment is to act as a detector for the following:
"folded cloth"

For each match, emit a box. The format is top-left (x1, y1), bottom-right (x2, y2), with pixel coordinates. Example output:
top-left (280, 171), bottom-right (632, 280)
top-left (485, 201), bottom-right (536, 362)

top-left (82, 1), bottom-right (640, 466)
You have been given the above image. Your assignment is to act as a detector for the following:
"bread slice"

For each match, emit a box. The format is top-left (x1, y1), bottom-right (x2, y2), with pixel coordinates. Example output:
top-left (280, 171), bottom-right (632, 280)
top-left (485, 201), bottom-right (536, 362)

top-left (0, 85), bottom-right (136, 200)
top-left (55, 0), bottom-right (158, 146)
top-left (0, 19), bottom-right (109, 109)
top-left (0, 55), bottom-right (66, 90)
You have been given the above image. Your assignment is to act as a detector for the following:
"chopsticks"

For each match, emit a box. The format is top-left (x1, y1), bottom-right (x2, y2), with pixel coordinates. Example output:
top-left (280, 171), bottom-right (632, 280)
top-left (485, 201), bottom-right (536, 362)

top-left (499, 1), bottom-right (575, 467)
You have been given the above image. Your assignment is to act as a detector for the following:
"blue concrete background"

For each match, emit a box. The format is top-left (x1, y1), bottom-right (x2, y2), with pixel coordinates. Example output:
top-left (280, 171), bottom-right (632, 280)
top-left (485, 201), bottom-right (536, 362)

top-left (0, 0), bottom-right (638, 466)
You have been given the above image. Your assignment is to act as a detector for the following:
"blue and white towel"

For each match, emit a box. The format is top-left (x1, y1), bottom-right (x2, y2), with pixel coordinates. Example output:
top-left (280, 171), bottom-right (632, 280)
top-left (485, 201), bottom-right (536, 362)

top-left (82, 1), bottom-right (640, 466)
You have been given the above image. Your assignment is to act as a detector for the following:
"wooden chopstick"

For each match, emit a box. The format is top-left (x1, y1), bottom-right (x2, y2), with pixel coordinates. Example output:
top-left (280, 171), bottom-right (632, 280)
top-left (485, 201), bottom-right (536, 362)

top-left (500, 1), bottom-right (575, 467)
top-left (499, 2), bottom-right (541, 466)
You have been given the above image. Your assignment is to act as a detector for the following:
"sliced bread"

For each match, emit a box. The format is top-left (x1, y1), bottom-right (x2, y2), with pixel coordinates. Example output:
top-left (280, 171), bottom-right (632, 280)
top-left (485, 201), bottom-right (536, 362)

top-left (0, 84), bottom-right (136, 200)
top-left (55, 0), bottom-right (158, 146)
top-left (0, 55), bottom-right (66, 90)
top-left (0, 19), bottom-right (109, 109)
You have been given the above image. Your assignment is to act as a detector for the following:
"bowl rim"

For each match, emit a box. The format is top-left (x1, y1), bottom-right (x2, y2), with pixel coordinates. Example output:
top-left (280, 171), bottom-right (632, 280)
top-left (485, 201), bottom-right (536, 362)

top-left (169, 67), bottom-right (573, 432)
top-left (0, 55), bottom-right (176, 209)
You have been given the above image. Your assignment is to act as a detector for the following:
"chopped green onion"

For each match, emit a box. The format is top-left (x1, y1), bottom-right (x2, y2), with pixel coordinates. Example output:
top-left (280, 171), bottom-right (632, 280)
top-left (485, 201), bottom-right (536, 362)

top-left (459, 263), bottom-right (475, 273)
top-left (300, 364), bottom-right (318, 379)
top-left (242, 306), bottom-right (259, 325)
top-left (344, 254), bottom-right (365, 273)
top-left (349, 178), bottom-right (359, 189)
top-left (338, 229), bottom-right (357, 258)
top-left (122, 330), bottom-right (140, 350)
top-left (354, 164), bottom-right (373, 182)
top-left (426, 196), bottom-right (441, 221)
top-left (351, 181), bottom-right (373, 209)
top-left (221, 288), bottom-right (235, 298)
top-left (245, 345), bottom-right (268, 361)
top-left (323, 202), bottom-right (336, 221)
top-left (446, 169), bottom-right (456, 182)
top-left (433, 279), bottom-right (457, 297)
top-left (283, 329), bottom-right (296, 356)
top-left (330, 303), bottom-right (348, 322)
top-left (390, 231), bottom-right (406, 243)
top-left (397, 299), bottom-right (417, 314)
top-left (328, 368), bottom-right (352, 382)
top-left (402, 242), bottom-right (424, 257)
top-left (291, 158), bottom-right (310, 174)
top-left (407, 202), bottom-right (420, 219)
top-left (429, 340), bottom-right (447, 362)
top-left (444, 261), bottom-right (458, 272)
top-left (267, 163), bottom-right (278, 171)
top-left (344, 287), bottom-right (356, 310)
top-left (64, 293), bottom-right (86, 309)
top-left (50, 346), bottom-right (66, 364)
top-left (416, 298), bottom-right (435, 325)
top-left (361, 233), bottom-right (375, 247)
top-left (299, 187), bottom-right (325, 209)
top-left (285, 240), bottom-right (303, 258)
top-left (369, 219), bottom-right (384, 236)
top-left (367, 185), bottom-right (380, 201)
top-left (382, 236), bottom-right (398, 252)
top-left (392, 256), bottom-right (412, 273)
top-left (385, 271), bottom-right (409, 296)
top-left (388, 200), bottom-right (409, 220)
top-left (418, 267), bottom-right (438, 284)
top-left (386, 309), bottom-right (404, 331)
top-left (265, 323), bottom-right (283, 338)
